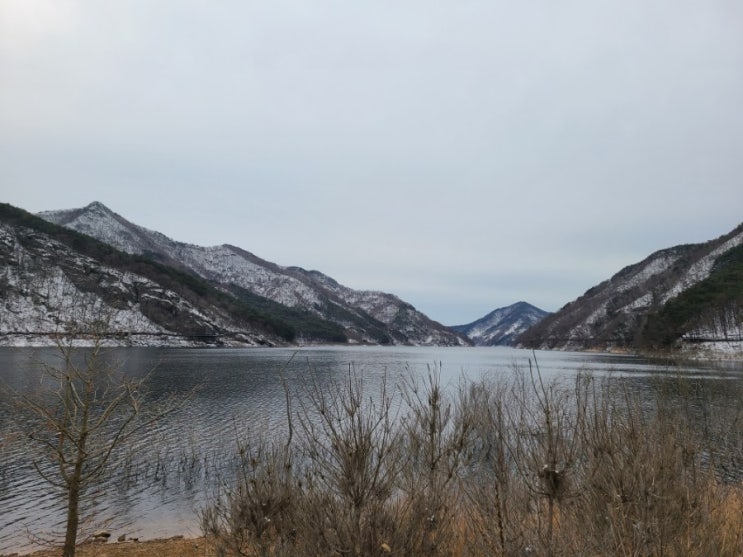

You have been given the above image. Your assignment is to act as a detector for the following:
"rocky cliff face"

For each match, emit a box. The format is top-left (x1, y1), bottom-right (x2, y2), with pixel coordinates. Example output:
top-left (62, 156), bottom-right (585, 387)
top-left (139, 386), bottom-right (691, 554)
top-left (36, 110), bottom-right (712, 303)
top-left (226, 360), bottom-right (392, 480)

top-left (517, 224), bottom-right (743, 353)
top-left (452, 301), bottom-right (549, 346)
top-left (37, 202), bottom-right (468, 346)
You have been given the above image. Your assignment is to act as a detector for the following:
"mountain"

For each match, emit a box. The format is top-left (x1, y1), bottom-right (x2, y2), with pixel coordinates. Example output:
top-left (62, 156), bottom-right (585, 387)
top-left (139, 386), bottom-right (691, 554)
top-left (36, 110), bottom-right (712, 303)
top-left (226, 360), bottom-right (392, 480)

top-left (0, 203), bottom-right (303, 346)
top-left (35, 202), bottom-right (468, 347)
top-left (517, 223), bottom-right (743, 354)
top-left (451, 302), bottom-right (550, 346)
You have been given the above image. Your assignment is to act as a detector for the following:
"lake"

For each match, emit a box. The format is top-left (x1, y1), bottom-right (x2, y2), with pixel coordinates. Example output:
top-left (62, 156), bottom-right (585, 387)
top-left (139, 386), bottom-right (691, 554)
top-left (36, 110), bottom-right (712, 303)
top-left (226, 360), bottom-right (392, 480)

top-left (1, 345), bottom-right (741, 553)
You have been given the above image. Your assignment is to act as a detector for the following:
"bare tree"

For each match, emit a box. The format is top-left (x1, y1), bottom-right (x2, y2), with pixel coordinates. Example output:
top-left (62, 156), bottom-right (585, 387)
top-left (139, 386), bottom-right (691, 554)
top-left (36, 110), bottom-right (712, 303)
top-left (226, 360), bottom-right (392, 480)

top-left (8, 322), bottom-right (178, 557)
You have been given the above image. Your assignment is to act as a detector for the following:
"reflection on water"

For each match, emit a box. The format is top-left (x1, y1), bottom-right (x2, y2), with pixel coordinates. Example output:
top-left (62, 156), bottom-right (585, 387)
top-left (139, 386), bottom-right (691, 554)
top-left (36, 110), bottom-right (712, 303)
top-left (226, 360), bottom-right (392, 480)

top-left (0, 346), bottom-right (740, 553)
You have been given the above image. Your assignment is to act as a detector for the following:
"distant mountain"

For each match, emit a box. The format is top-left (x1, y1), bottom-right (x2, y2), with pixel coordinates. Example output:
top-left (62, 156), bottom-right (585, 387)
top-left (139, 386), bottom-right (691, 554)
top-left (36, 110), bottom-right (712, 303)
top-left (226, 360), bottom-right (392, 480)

top-left (36, 202), bottom-right (468, 347)
top-left (451, 302), bottom-right (550, 346)
top-left (517, 223), bottom-right (743, 354)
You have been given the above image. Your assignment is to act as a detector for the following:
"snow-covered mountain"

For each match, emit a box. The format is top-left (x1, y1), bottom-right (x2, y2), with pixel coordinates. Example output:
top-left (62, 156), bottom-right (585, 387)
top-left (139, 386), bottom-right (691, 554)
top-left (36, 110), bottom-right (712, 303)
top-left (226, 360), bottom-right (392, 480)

top-left (518, 223), bottom-right (743, 354)
top-left (0, 205), bottom-right (281, 346)
top-left (451, 302), bottom-right (549, 346)
top-left (37, 202), bottom-right (468, 346)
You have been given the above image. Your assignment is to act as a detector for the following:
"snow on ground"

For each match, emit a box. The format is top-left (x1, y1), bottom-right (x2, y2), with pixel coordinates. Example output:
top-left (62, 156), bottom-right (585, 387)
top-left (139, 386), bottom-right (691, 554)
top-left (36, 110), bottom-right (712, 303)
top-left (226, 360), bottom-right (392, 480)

top-left (0, 222), bottom-right (251, 347)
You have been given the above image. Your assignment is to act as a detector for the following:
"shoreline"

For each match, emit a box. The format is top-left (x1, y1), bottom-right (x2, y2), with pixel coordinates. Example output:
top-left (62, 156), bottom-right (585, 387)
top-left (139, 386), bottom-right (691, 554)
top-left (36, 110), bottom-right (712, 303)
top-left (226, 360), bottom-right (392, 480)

top-left (11, 535), bottom-right (206, 557)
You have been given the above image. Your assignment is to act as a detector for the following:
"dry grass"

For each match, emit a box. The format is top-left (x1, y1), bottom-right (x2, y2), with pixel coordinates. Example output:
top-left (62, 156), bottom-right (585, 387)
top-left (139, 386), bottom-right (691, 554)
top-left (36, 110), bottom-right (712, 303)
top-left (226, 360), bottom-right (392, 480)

top-left (18, 536), bottom-right (211, 557)
top-left (12, 487), bottom-right (743, 557)
top-left (717, 485), bottom-right (743, 553)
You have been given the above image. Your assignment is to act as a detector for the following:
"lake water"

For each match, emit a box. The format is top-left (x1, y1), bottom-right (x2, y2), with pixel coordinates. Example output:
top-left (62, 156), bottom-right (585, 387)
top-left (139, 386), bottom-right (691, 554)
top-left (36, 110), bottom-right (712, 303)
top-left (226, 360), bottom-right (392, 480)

top-left (1, 346), bottom-right (741, 553)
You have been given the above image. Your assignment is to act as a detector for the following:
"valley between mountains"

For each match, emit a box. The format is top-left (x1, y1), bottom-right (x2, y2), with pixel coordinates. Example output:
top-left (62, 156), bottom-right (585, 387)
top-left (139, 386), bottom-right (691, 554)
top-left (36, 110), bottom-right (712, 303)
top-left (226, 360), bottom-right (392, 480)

top-left (0, 201), bottom-right (741, 356)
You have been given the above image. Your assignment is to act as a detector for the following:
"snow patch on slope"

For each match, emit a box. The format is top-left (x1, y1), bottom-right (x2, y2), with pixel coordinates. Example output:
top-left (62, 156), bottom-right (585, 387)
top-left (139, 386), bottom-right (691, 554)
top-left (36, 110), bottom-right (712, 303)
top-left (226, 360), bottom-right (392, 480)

top-left (0, 222), bottom-right (266, 347)
top-left (662, 232), bottom-right (743, 304)
top-left (615, 254), bottom-right (681, 293)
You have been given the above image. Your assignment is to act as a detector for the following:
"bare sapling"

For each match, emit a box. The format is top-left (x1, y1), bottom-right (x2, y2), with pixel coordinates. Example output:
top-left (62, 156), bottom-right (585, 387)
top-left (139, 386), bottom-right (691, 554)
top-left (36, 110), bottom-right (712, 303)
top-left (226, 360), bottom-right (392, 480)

top-left (507, 357), bottom-right (585, 556)
top-left (7, 320), bottom-right (181, 557)
top-left (398, 366), bottom-right (471, 556)
top-left (460, 375), bottom-right (521, 556)
top-left (296, 366), bottom-right (402, 557)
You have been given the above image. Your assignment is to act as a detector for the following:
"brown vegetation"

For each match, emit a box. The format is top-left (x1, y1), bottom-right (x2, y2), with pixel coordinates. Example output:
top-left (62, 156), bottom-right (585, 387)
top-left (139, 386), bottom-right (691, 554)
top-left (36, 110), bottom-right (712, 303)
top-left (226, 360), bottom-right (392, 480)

top-left (8, 358), bottom-right (741, 557)
top-left (19, 536), bottom-right (207, 557)
top-left (201, 362), bottom-right (743, 557)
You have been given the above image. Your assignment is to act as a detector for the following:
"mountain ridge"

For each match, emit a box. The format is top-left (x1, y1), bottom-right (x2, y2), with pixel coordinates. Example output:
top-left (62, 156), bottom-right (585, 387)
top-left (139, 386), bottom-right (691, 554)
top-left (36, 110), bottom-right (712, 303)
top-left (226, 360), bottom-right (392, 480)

top-left (517, 223), bottom-right (743, 355)
top-left (10, 200), bottom-right (740, 354)
top-left (0, 203), bottom-right (292, 346)
top-left (35, 201), bottom-right (468, 346)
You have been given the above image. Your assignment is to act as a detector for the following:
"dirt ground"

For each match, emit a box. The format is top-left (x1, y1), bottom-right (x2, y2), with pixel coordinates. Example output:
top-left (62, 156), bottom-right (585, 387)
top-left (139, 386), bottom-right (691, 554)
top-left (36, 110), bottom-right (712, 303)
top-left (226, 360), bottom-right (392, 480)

top-left (12, 536), bottom-right (210, 557)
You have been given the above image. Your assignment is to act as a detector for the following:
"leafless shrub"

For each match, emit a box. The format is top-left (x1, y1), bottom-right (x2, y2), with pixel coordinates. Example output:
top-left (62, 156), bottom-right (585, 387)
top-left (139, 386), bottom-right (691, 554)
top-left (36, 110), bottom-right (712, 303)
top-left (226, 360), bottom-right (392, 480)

top-left (567, 374), bottom-right (743, 556)
top-left (202, 361), bottom-right (743, 557)
top-left (395, 367), bottom-right (471, 556)
top-left (460, 374), bottom-right (525, 556)
top-left (295, 367), bottom-right (403, 556)
top-left (460, 361), bottom-right (587, 557)
top-left (460, 361), bottom-right (743, 557)
top-left (507, 361), bottom-right (587, 556)
top-left (202, 437), bottom-right (296, 557)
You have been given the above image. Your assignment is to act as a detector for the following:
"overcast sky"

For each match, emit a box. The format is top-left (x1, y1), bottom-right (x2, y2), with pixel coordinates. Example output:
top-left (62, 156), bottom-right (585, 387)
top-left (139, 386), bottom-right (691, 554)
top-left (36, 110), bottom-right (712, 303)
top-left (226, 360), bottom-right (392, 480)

top-left (1, 1), bottom-right (742, 325)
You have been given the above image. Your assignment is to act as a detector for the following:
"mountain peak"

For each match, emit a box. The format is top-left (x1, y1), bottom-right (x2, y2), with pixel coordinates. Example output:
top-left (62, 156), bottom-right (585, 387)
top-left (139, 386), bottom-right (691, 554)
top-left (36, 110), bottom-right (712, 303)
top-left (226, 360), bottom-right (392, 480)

top-left (38, 202), bottom-right (176, 259)
top-left (83, 201), bottom-right (116, 214)
top-left (452, 302), bottom-right (550, 346)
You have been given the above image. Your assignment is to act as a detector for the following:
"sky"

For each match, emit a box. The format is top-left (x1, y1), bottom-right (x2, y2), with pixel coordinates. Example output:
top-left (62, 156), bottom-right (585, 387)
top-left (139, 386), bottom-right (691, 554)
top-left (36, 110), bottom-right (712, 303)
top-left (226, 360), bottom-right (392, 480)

top-left (1, 0), bottom-right (742, 326)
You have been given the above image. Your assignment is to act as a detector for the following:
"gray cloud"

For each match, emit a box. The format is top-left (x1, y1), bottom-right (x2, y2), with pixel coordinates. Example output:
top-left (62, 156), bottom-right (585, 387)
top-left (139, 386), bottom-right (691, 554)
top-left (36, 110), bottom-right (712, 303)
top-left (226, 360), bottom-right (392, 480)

top-left (2, 0), bottom-right (742, 324)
